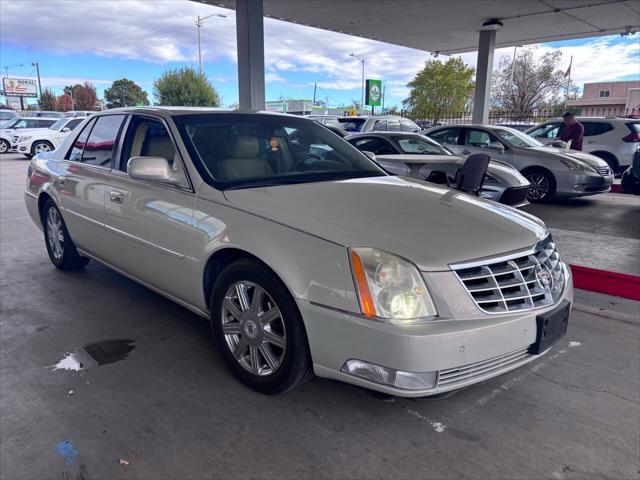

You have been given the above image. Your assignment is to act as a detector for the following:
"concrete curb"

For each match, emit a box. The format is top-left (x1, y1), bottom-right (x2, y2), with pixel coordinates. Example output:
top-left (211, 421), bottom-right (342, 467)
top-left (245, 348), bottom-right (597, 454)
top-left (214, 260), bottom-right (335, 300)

top-left (570, 264), bottom-right (640, 301)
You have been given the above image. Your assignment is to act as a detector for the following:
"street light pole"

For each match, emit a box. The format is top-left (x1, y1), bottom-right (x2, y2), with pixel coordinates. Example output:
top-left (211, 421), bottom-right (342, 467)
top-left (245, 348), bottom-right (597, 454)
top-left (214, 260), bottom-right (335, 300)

top-left (196, 13), bottom-right (227, 76)
top-left (31, 62), bottom-right (42, 99)
top-left (3, 63), bottom-right (24, 78)
top-left (350, 53), bottom-right (365, 115)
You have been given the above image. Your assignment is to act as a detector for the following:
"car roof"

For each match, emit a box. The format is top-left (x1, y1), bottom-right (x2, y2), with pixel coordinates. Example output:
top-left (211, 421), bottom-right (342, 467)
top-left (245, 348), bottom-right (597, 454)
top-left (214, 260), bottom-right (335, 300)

top-left (14, 117), bottom-right (56, 121)
top-left (347, 131), bottom-right (422, 138)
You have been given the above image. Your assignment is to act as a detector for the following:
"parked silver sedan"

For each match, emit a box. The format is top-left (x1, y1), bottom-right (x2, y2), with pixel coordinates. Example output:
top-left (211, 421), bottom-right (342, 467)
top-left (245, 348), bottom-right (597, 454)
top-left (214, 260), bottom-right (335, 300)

top-left (346, 131), bottom-right (531, 206)
top-left (425, 125), bottom-right (614, 202)
top-left (25, 108), bottom-right (573, 397)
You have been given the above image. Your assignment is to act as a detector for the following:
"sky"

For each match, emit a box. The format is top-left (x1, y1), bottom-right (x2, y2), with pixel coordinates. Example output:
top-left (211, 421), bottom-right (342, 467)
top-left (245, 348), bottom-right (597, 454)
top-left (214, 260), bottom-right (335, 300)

top-left (0, 0), bottom-right (639, 109)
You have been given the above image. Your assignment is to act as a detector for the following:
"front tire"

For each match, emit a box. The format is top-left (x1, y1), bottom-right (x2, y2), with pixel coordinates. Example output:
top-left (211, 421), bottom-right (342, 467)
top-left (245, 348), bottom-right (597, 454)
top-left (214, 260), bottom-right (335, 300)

top-left (42, 199), bottom-right (90, 270)
top-left (524, 169), bottom-right (556, 203)
top-left (31, 141), bottom-right (54, 156)
top-left (0, 139), bottom-right (9, 154)
top-left (210, 259), bottom-right (313, 394)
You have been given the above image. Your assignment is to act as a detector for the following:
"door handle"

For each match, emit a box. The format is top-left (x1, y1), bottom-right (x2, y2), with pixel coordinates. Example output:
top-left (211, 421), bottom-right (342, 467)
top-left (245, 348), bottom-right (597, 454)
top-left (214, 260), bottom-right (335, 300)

top-left (586, 140), bottom-right (596, 144)
top-left (110, 190), bottom-right (124, 204)
top-left (461, 149), bottom-right (471, 155)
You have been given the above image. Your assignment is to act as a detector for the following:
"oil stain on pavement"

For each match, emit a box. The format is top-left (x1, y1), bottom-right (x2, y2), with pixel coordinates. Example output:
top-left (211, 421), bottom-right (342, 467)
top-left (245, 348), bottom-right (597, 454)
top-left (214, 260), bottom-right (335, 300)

top-left (52, 339), bottom-right (135, 372)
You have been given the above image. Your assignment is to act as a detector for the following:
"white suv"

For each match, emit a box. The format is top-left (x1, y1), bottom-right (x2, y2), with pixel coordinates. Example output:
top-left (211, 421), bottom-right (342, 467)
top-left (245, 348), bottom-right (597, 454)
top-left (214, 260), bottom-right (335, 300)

top-left (525, 117), bottom-right (640, 174)
top-left (13, 117), bottom-right (85, 158)
top-left (1, 117), bottom-right (58, 154)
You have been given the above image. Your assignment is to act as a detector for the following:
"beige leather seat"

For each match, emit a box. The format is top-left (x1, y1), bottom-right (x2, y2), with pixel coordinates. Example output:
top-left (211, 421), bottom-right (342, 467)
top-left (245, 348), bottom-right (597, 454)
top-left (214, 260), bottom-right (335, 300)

top-left (217, 135), bottom-right (273, 180)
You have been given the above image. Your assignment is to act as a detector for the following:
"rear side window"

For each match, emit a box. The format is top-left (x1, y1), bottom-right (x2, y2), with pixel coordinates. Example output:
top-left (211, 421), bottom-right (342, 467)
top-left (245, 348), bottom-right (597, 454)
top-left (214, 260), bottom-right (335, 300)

top-left (528, 123), bottom-right (564, 138)
top-left (38, 120), bottom-right (56, 128)
top-left (81, 115), bottom-right (125, 167)
top-left (626, 122), bottom-right (640, 133)
top-left (583, 122), bottom-right (613, 136)
top-left (372, 120), bottom-right (387, 131)
top-left (350, 136), bottom-right (397, 155)
top-left (66, 118), bottom-right (96, 162)
top-left (386, 119), bottom-right (401, 132)
top-left (337, 118), bottom-right (365, 132)
top-left (64, 118), bottom-right (84, 131)
top-left (429, 128), bottom-right (460, 145)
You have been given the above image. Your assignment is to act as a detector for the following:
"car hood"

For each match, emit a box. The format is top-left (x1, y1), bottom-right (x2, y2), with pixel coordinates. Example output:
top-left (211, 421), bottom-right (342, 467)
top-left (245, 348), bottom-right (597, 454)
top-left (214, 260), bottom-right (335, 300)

top-left (224, 176), bottom-right (547, 271)
top-left (524, 147), bottom-right (609, 169)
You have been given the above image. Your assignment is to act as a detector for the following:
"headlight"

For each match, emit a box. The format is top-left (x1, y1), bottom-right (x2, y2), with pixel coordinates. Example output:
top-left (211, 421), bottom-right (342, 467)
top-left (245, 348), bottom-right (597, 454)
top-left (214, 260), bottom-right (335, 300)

top-left (18, 136), bottom-right (32, 142)
top-left (349, 247), bottom-right (437, 322)
top-left (560, 158), bottom-right (596, 173)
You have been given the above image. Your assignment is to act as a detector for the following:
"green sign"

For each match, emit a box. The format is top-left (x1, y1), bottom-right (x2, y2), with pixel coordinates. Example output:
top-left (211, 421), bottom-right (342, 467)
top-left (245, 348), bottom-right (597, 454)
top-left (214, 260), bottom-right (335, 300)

top-left (365, 79), bottom-right (382, 107)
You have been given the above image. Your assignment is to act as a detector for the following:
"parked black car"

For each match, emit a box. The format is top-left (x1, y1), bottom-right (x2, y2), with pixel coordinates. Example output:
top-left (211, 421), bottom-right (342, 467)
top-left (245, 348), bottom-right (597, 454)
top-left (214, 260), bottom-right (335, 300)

top-left (621, 148), bottom-right (640, 195)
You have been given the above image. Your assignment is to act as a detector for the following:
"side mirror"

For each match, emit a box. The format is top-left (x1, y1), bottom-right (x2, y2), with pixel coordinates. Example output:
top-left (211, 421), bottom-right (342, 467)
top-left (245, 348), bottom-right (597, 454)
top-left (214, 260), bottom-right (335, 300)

top-left (489, 142), bottom-right (505, 154)
top-left (128, 156), bottom-right (177, 183)
top-left (551, 139), bottom-right (566, 148)
top-left (362, 150), bottom-right (376, 161)
top-left (61, 127), bottom-right (71, 133)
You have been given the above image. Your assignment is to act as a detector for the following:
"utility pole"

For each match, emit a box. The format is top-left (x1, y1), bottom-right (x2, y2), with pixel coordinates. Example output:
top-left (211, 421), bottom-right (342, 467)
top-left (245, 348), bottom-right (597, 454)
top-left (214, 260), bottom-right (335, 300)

top-left (564, 55), bottom-right (573, 112)
top-left (120, 85), bottom-right (126, 107)
top-left (196, 12), bottom-right (227, 76)
top-left (31, 62), bottom-right (42, 99)
top-left (313, 82), bottom-right (317, 105)
top-left (350, 53), bottom-right (365, 116)
top-left (382, 85), bottom-right (386, 112)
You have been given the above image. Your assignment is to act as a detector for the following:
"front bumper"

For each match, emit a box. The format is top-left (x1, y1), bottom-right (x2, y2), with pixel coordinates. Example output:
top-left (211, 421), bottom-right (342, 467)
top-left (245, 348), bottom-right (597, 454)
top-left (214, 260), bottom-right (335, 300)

top-left (555, 171), bottom-right (614, 197)
top-left (299, 266), bottom-right (573, 397)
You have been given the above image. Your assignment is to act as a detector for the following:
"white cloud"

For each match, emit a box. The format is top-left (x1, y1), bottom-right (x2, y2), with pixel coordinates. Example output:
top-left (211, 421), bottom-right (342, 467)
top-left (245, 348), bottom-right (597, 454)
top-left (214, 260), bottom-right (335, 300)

top-left (265, 72), bottom-right (285, 83)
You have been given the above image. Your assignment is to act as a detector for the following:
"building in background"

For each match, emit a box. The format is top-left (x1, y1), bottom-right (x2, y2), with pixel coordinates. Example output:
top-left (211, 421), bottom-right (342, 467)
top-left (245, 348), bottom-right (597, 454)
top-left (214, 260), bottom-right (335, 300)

top-left (264, 98), bottom-right (354, 116)
top-left (568, 80), bottom-right (640, 117)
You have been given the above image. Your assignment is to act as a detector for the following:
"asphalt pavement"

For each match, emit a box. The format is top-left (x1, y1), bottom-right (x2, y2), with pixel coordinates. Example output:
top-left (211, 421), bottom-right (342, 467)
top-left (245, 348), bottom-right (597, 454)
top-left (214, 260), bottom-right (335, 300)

top-left (1, 154), bottom-right (639, 479)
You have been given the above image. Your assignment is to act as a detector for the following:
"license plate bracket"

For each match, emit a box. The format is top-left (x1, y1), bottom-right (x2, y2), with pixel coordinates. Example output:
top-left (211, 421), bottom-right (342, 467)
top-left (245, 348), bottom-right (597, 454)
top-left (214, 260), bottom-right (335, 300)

top-left (529, 300), bottom-right (571, 354)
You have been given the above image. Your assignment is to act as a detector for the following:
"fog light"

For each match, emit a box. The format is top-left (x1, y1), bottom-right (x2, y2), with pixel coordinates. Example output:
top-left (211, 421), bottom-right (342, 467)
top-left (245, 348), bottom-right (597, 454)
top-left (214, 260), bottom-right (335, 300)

top-left (572, 184), bottom-right (585, 191)
top-left (341, 359), bottom-right (437, 390)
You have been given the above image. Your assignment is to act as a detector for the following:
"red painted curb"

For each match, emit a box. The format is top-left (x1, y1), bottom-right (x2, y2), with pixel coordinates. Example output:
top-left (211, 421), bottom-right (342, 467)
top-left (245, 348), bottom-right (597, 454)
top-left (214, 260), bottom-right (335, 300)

top-left (610, 184), bottom-right (623, 193)
top-left (570, 264), bottom-right (640, 301)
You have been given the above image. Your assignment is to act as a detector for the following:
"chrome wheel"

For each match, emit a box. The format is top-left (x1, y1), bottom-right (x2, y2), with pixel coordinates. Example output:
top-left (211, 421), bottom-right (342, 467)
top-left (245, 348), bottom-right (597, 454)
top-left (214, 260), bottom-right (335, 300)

top-left (526, 173), bottom-right (550, 201)
top-left (221, 281), bottom-right (287, 376)
top-left (34, 142), bottom-right (52, 154)
top-left (46, 207), bottom-right (64, 261)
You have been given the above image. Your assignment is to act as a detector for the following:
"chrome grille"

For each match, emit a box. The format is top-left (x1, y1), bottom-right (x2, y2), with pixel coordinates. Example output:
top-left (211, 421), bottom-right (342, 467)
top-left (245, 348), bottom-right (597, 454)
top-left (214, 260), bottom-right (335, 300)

top-left (452, 235), bottom-right (565, 314)
top-left (438, 346), bottom-right (532, 387)
top-left (596, 166), bottom-right (612, 176)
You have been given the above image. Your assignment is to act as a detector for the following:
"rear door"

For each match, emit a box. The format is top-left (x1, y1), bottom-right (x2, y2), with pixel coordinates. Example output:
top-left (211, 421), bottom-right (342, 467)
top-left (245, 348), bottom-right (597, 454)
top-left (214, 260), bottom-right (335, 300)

top-left (55, 115), bottom-right (126, 257)
top-left (102, 114), bottom-right (199, 304)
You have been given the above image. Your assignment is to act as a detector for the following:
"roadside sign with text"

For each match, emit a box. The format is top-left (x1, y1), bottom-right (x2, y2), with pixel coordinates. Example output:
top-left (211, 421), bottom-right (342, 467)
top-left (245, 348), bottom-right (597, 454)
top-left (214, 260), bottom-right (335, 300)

top-left (6, 97), bottom-right (22, 109)
top-left (365, 79), bottom-right (382, 107)
top-left (2, 78), bottom-right (38, 98)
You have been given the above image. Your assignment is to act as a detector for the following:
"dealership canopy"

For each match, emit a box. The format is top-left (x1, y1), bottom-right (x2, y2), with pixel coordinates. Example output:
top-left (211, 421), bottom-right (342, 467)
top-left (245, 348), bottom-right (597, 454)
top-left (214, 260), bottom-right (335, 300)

top-left (196, 0), bottom-right (640, 121)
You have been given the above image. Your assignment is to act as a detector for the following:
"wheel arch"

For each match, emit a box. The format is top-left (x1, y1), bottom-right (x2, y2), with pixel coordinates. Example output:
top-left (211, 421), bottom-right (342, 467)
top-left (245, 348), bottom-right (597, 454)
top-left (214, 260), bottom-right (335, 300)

top-left (589, 150), bottom-right (619, 170)
top-left (30, 139), bottom-right (55, 155)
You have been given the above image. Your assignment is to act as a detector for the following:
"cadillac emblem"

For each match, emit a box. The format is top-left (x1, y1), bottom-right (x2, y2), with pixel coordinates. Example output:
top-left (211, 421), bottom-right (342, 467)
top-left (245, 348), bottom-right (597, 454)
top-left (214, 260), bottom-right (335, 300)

top-left (535, 264), bottom-right (553, 291)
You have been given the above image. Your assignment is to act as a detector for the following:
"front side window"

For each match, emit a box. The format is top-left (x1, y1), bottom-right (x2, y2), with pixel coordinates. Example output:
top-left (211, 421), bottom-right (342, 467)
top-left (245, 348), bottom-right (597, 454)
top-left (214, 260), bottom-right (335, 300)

top-left (400, 119), bottom-right (420, 132)
top-left (337, 118), bottom-right (366, 132)
top-left (175, 114), bottom-right (385, 189)
top-left (66, 118), bottom-right (96, 162)
top-left (350, 137), bottom-right (397, 155)
top-left (528, 123), bottom-right (564, 139)
top-left (386, 119), bottom-right (401, 132)
top-left (493, 127), bottom-right (544, 148)
top-left (372, 120), bottom-right (387, 131)
top-left (393, 135), bottom-right (451, 155)
top-left (64, 119), bottom-right (84, 131)
top-left (81, 115), bottom-right (125, 167)
top-left (428, 128), bottom-right (460, 145)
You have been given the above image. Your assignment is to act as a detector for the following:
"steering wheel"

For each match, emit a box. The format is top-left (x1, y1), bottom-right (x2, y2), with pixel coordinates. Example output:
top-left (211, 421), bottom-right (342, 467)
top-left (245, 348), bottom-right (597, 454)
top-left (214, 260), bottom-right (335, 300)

top-left (289, 153), bottom-right (323, 172)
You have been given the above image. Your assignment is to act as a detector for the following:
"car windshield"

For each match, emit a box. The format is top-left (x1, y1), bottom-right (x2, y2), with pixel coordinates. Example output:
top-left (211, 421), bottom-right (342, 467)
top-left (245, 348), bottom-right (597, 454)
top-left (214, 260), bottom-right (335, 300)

top-left (391, 135), bottom-right (452, 155)
top-left (337, 118), bottom-right (366, 132)
top-left (2, 118), bottom-right (21, 129)
top-left (493, 127), bottom-right (544, 148)
top-left (49, 119), bottom-right (67, 130)
top-left (174, 113), bottom-right (386, 190)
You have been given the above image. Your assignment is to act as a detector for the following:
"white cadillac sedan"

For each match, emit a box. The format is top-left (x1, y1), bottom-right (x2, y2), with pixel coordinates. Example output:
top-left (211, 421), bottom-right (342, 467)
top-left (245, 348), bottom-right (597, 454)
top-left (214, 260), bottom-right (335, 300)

top-left (25, 108), bottom-right (573, 397)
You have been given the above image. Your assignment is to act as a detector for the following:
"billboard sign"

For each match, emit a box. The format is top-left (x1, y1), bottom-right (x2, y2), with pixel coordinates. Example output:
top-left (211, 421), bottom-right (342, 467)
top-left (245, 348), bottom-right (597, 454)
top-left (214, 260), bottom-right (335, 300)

top-left (365, 79), bottom-right (382, 107)
top-left (2, 78), bottom-right (38, 98)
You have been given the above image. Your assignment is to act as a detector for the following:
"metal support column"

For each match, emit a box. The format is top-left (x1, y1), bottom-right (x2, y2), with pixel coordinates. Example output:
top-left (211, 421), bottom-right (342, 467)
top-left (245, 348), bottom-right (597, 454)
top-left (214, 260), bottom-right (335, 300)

top-left (236, 0), bottom-right (265, 111)
top-left (472, 29), bottom-right (496, 124)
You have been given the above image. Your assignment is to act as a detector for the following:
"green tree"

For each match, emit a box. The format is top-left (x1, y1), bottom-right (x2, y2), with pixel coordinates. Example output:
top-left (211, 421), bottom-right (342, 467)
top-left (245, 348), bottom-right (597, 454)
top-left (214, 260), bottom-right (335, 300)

top-left (39, 88), bottom-right (57, 111)
top-left (104, 78), bottom-right (149, 109)
top-left (491, 47), bottom-right (565, 117)
top-left (403, 57), bottom-right (475, 122)
top-left (153, 67), bottom-right (220, 107)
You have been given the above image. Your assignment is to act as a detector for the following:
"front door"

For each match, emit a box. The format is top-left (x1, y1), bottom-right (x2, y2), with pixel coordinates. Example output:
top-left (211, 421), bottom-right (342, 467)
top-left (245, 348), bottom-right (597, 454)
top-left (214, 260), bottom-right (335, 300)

top-left (103, 114), bottom-right (199, 305)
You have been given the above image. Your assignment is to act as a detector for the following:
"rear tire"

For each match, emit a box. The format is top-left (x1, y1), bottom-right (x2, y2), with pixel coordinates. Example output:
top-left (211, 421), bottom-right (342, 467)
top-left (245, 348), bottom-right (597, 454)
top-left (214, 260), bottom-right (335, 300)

top-left (0, 139), bottom-right (9, 154)
top-left (210, 259), bottom-right (313, 394)
top-left (42, 199), bottom-right (90, 270)
top-left (523, 168), bottom-right (556, 203)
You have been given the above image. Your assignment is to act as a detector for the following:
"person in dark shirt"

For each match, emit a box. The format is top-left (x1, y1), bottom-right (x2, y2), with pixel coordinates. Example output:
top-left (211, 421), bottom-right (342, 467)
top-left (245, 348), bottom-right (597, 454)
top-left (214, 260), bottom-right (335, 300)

top-left (557, 112), bottom-right (584, 151)
top-left (263, 136), bottom-right (281, 171)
